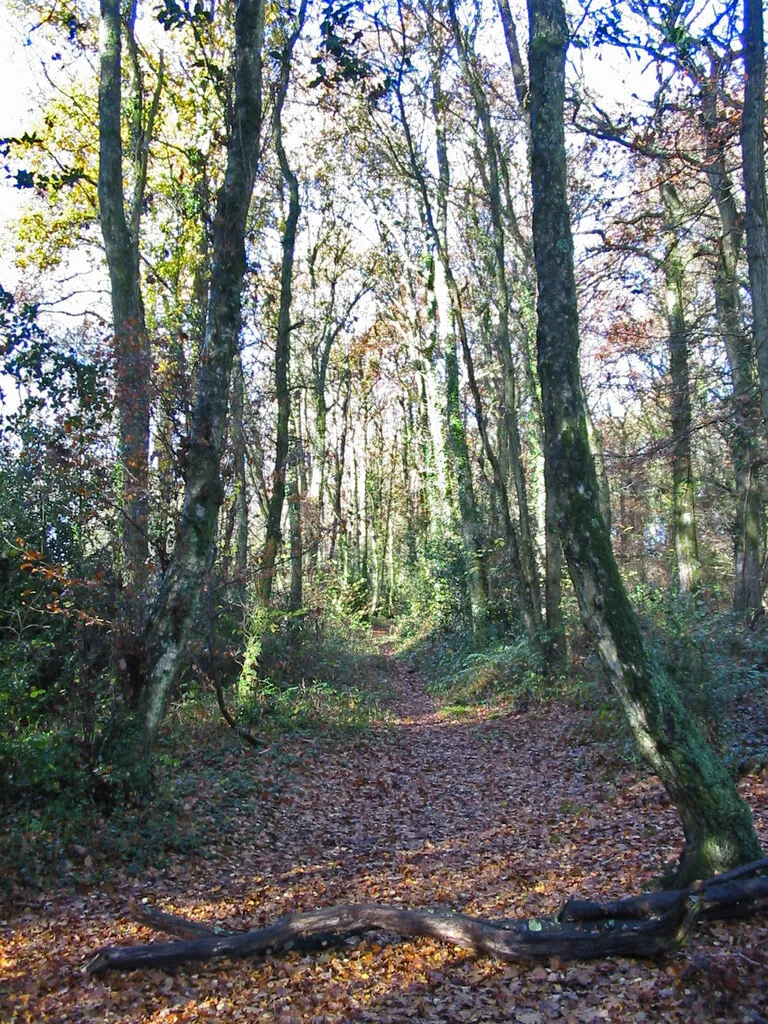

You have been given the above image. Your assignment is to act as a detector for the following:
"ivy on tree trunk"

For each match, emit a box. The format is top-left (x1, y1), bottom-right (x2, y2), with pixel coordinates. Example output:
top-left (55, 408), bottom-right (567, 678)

top-left (143, 0), bottom-right (267, 751)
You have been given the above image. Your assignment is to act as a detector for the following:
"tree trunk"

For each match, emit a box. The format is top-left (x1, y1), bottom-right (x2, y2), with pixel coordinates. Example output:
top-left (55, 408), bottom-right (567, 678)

top-left (432, 64), bottom-right (491, 635)
top-left (713, 248), bottom-right (763, 613)
top-left (444, 329), bottom-right (490, 635)
top-left (98, 0), bottom-right (152, 701)
top-left (329, 365), bottom-right (352, 562)
top-left (231, 350), bottom-right (249, 589)
top-left (741, 0), bottom-right (768, 432)
top-left (258, 7), bottom-right (305, 605)
top-left (661, 183), bottom-right (700, 594)
top-left (701, 86), bottom-right (765, 613)
top-left (143, 0), bottom-right (266, 750)
top-left (495, 0), bottom-right (529, 112)
top-left (527, 0), bottom-right (763, 883)
top-left (449, 0), bottom-right (542, 629)
top-left (544, 449), bottom-right (566, 667)
top-left (411, 324), bottom-right (452, 537)
top-left (460, 304), bottom-right (541, 640)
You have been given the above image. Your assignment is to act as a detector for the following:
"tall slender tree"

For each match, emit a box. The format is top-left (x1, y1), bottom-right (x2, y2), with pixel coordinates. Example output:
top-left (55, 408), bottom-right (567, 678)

top-left (98, 0), bottom-right (162, 698)
top-left (741, 0), bottom-right (768, 431)
top-left (258, 0), bottom-right (308, 605)
top-left (660, 181), bottom-right (700, 594)
top-left (144, 0), bottom-right (267, 749)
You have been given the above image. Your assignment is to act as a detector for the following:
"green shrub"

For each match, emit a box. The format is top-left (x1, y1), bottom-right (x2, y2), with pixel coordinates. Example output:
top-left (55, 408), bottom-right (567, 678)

top-left (232, 599), bottom-right (395, 740)
top-left (404, 624), bottom-right (567, 714)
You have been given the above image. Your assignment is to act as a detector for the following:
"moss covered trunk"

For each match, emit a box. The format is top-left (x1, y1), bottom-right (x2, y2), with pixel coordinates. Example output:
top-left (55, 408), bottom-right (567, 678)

top-left (98, 0), bottom-right (153, 700)
top-left (143, 0), bottom-right (266, 749)
top-left (527, 0), bottom-right (763, 883)
top-left (741, 0), bottom-right (768, 432)
top-left (701, 85), bottom-right (765, 613)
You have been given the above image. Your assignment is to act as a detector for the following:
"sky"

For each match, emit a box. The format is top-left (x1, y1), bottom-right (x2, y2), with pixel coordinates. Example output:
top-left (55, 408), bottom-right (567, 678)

top-left (0, 5), bottom-right (44, 288)
top-left (0, 0), bottom-right (660, 306)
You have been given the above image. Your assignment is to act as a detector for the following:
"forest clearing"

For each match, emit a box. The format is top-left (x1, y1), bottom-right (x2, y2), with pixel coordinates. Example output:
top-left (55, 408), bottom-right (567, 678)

top-left (2, 0), bottom-right (768, 1018)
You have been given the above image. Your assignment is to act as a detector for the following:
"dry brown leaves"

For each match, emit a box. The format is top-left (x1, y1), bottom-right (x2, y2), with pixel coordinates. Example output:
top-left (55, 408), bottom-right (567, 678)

top-left (2, 658), bottom-right (767, 1023)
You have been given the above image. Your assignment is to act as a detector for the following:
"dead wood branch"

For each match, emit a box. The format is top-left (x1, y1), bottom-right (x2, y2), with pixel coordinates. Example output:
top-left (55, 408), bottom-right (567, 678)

top-left (127, 899), bottom-right (218, 939)
top-left (561, 864), bottom-right (768, 923)
top-left (85, 857), bottom-right (768, 976)
top-left (87, 896), bottom-right (700, 974)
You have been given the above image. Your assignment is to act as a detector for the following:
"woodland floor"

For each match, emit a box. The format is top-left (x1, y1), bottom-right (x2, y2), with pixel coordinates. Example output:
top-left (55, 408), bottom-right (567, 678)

top-left (2, 647), bottom-right (768, 1024)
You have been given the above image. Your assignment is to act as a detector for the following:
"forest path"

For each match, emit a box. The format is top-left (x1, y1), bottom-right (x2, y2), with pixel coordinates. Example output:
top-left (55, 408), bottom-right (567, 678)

top-left (3, 647), bottom-right (768, 1023)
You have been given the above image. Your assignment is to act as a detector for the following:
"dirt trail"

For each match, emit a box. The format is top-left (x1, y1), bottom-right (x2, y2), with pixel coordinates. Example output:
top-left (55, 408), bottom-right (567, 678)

top-left (263, 658), bottom-right (595, 886)
top-left (2, 651), bottom-right (768, 1023)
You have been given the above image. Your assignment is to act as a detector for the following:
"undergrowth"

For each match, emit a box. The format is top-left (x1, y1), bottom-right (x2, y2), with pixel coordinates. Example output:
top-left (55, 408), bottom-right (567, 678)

top-left (0, 605), bottom-right (395, 906)
top-left (401, 624), bottom-right (572, 715)
top-left (566, 592), bottom-right (768, 777)
top-left (400, 591), bottom-right (768, 781)
top-left (639, 591), bottom-right (768, 776)
top-left (234, 603), bottom-right (395, 738)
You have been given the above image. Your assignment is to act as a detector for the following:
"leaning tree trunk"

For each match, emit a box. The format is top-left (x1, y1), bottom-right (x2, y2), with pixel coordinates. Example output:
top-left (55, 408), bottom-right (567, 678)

top-left (527, 0), bottom-right (763, 884)
top-left (143, 0), bottom-right (266, 749)
top-left (741, 0), bottom-right (768, 432)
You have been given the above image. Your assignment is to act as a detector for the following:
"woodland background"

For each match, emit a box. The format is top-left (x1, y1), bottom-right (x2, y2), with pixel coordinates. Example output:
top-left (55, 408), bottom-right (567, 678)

top-left (1, 0), bottom-right (768, 943)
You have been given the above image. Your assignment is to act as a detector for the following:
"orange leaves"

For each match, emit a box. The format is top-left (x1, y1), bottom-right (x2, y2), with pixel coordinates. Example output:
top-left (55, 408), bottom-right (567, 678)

top-left (4, 656), bottom-right (768, 1023)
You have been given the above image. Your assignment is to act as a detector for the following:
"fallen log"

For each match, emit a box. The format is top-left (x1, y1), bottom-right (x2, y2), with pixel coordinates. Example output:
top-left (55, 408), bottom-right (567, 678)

top-left (86, 895), bottom-right (701, 974)
top-left (560, 865), bottom-right (768, 923)
top-left (127, 899), bottom-right (218, 939)
top-left (85, 856), bottom-right (768, 976)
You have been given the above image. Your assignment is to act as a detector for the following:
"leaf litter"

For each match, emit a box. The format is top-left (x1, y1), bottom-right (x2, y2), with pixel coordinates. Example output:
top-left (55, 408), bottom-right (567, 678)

top-left (1, 654), bottom-right (767, 1023)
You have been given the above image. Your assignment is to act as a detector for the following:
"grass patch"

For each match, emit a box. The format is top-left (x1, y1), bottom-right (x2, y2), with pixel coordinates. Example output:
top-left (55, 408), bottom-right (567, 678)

top-left (235, 606), bottom-right (396, 739)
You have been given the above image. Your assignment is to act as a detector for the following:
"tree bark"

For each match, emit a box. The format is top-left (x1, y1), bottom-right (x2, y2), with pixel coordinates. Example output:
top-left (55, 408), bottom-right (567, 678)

top-left (98, 0), bottom-right (153, 700)
top-left (741, 0), bottom-right (768, 431)
top-left (449, 0), bottom-right (542, 631)
top-left (460, 305), bottom-right (541, 640)
top-left (544, 448), bottom-right (566, 666)
top-left (328, 364), bottom-right (352, 562)
top-left (700, 86), bottom-right (764, 613)
top-left (143, 0), bottom-right (266, 749)
top-left (287, 428), bottom-right (303, 612)
top-left (231, 350), bottom-right (249, 589)
top-left (661, 182), bottom-right (700, 594)
top-left (526, 0), bottom-right (763, 883)
top-left (495, 0), bottom-right (529, 112)
top-left (258, 2), bottom-right (306, 606)
top-left (424, 60), bottom-right (491, 635)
